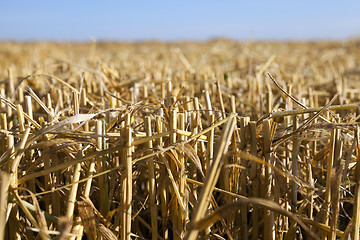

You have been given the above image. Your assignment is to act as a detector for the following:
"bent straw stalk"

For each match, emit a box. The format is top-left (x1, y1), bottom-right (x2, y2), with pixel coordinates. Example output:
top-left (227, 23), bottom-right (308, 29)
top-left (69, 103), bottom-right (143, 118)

top-left (186, 115), bottom-right (236, 240)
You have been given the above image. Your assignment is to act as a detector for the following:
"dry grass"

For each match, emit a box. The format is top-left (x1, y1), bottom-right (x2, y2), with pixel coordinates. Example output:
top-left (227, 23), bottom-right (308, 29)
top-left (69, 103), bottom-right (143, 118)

top-left (0, 39), bottom-right (360, 239)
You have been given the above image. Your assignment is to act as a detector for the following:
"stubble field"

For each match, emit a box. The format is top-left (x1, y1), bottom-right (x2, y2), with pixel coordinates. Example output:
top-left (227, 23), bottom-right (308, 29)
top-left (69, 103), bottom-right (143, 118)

top-left (0, 39), bottom-right (360, 239)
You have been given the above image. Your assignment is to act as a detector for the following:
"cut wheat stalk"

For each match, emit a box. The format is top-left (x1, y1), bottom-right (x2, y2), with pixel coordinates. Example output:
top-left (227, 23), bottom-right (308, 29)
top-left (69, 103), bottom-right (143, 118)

top-left (6, 128), bottom-right (20, 240)
top-left (192, 96), bottom-right (207, 172)
top-left (7, 68), bottom-right (15, 100)
top-left (66, 160), bottom-right (82, 236)
top-left (189, 111), bottom-right (199, 201)
top-left (248, 120), bottom-right (260, 240)
top-left (145, 116), bottom-right (158, 240)
top-left (353, 126), bottom-right (360, 240)
top-left (0, 94), bottom-right (41, 129)
top-left (322, 128), bottom-right (337, 240)
top-left (66, 92), bottom-right (85, 239)
top-left (329, 164), bottom-right (344, 240)
top-left (204, 113), bottom-right (215, 240)
top-left (0, 173), bottom-right (10, 240)
top-left (98, 119), bottom-right (109, 217)
top-left (216, 81), bottom-right (226, 120)
top-left (291, 115), bottom-right (299, 212)
top-left (178, 112), bottom-right (188, 238)
top-left (203, 90), bottom-right (213, 116)
top-left (155, 114), bottom-right (169, 239)
top-left (262, 119), bottom-right (275, 240)
top-left (120, 113), bottom-right (133, 240)
top-left (206, 114), bottom-right (215, 174)
top-left (83, 119), bottom-right (97, 198)
top-left (169, 108), bottom-right (181, 239)
top-left (238, 116), bottom-right (249, 239)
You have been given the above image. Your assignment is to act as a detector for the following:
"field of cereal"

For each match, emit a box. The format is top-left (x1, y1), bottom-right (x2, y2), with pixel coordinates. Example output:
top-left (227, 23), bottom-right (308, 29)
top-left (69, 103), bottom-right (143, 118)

top-left (0, 39), bottom-right (360, 239)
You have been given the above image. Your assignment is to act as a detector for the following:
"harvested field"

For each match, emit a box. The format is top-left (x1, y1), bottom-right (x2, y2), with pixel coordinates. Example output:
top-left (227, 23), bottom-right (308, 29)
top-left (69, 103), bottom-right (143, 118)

top-left (1, 40), bottom-right (360, 239)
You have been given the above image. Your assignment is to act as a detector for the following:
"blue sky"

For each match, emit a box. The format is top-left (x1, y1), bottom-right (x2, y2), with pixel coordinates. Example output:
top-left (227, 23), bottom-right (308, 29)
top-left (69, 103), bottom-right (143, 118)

top-left (1, 1), bottom-right (360, 41)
